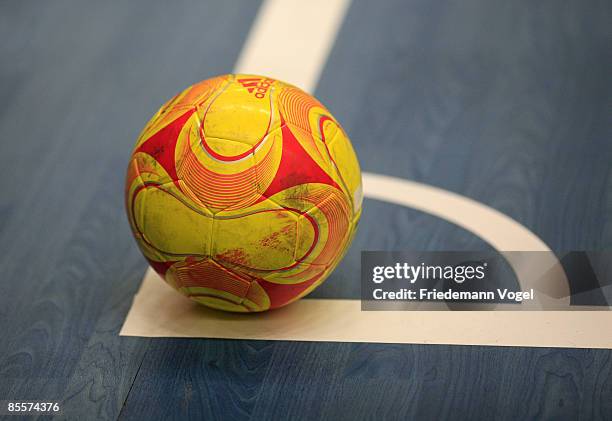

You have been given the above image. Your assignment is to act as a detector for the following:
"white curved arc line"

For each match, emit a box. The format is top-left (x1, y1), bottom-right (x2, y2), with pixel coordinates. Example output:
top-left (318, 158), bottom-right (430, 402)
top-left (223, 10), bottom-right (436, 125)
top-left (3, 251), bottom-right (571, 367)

top-left (362, 172), bottom-right (571, 307)
top-left (363, 172), bottom-right (547, 251)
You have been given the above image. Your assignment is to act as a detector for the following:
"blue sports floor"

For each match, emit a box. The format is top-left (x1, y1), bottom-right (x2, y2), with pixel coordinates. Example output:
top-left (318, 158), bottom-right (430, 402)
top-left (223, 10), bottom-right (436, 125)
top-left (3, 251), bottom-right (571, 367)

top-left (1, 0), bottom-right (611, 419)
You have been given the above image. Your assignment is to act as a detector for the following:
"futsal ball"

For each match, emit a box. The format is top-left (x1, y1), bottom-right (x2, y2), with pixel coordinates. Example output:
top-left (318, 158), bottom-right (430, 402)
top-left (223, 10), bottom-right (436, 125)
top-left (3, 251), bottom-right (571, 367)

top-left (125, 74), bottom-right (362, 312)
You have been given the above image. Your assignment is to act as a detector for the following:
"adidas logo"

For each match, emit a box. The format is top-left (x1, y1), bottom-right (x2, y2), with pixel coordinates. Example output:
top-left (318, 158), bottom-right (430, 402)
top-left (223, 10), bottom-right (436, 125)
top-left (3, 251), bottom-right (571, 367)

top-left (238, 77), bottom-right (275, 99)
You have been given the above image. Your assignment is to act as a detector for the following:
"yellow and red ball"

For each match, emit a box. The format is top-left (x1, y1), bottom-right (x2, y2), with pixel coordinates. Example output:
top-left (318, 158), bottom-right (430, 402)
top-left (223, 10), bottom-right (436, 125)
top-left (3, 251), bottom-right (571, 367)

top-left (125, 74), bottom-right (362, 312)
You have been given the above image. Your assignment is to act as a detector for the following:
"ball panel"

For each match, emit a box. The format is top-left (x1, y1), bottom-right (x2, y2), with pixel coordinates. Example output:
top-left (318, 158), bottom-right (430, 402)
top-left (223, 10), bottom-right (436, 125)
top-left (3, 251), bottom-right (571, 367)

top-left (132, 181), bottom-right (213, 258)
top-left (257, 266), bottom-right (328, 308)
top-left (275, 83), bottom-right (330, 135)
top-left (168, 258), bottom-right (271, 312)
top-left (181, 132), bottom-right (261, 175)
top-left (175, 132), bottom-right (261, 212)
top-left (124, 170), bottom-right (167, 265)
top-left (200, 75), bottom-right (281, 146)
top-left (252, 127), bottom-right (283, 196)
top-left (298, 189), bottom-right (352, 267)
top-left (325, 128), bottom-right (363, 215)
top-left (285, 263), bottom-right (338, 304)
top-left (284, 121), bottom-right (338, 184)
top-left (255, 183), bottom-right (353, 288)
top-left (212, 197), bottom-right (299, 272)
top-left (254, 123), bottom-right (339, 200)
top-left (132, 109), bottom-right (195, 186)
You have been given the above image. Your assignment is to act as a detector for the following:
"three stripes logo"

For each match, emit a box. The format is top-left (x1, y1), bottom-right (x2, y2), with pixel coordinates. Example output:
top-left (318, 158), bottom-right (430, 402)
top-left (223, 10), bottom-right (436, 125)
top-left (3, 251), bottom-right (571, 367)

top-left (238, 77), bottom-right (275, 99)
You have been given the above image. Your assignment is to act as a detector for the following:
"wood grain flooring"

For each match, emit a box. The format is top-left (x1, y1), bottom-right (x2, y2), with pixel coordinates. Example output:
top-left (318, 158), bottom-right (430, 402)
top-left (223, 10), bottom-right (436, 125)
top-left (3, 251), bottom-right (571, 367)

top-left (0, 0), bottom-right (611, 419)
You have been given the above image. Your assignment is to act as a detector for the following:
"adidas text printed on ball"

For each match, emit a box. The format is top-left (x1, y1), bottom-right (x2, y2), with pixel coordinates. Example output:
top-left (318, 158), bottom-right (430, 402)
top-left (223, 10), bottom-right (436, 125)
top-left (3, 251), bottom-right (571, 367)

top-left (125, 74), bottom-right (362, 312)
